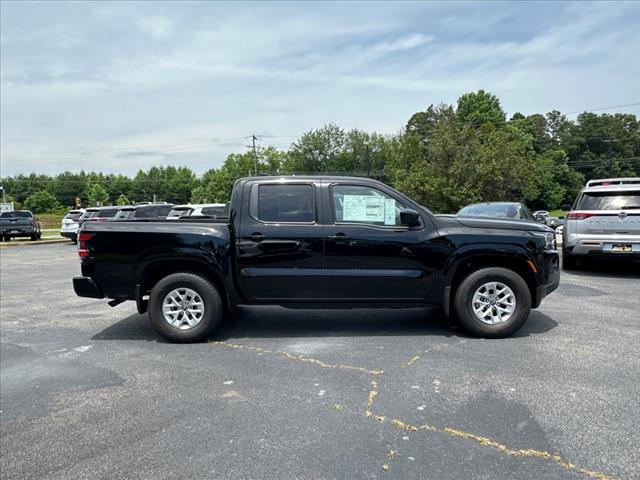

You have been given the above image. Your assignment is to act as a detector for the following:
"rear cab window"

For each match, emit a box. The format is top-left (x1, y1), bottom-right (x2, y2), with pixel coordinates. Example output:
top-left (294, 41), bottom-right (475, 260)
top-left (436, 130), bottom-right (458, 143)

top-left (0, 211), bottom-right (32, 218)
top-left (63, 211), bottom-right (83, 221)
top-left (97, 208), bottom-right (119, 218)
top-left (250, 184), bottom-right (315, 223)
top-left (201, 206), bottom-right (226, 217)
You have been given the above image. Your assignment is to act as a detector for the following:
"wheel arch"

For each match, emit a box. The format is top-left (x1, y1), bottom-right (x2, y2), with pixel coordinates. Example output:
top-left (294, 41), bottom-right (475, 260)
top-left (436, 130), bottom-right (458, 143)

top-left (137, 258), bottom-right (231, 313)
top-left (445, 253), bottom-right (537, 317)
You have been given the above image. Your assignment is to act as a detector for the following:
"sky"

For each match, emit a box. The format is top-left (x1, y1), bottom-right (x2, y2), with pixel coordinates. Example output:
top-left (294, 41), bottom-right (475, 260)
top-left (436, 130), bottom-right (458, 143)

top-left (1, 0), bottom-right (639, 176)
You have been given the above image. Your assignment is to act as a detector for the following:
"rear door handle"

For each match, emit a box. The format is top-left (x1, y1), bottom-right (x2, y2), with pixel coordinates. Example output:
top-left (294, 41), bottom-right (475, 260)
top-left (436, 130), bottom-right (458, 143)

top-left (250, 232), bottom-right (263, 242)
top-left (331, 233), bottom-right (348, 243)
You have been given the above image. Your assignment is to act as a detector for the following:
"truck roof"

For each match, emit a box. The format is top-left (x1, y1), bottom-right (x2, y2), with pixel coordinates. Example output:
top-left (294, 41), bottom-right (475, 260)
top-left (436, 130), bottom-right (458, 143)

top-left (238, 175), bottom-right (386, 184)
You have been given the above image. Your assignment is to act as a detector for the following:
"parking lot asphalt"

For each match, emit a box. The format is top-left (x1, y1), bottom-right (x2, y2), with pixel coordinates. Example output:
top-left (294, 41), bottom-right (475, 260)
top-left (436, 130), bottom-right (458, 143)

top-left (1, 243), bottom-right (639, 480)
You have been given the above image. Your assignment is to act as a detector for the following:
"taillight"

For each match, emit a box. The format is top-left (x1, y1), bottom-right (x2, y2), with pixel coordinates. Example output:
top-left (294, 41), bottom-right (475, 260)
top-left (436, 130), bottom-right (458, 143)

top-left (566, 211), bottom-right (594, 220)
top-left (78, 232), bottom-right (94, 259)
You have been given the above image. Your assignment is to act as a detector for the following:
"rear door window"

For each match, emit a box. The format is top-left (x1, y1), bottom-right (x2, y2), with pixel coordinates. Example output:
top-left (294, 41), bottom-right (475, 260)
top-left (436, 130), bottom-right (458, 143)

top-left (577, 192), bottom-right (640, 210)
top-left (251, 184), bottom-right (315, 223)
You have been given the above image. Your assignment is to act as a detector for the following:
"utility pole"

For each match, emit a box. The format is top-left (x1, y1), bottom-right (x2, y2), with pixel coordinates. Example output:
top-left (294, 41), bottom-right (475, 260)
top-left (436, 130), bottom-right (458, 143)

top-left (251, 135), bottom-right (258, 176)
top-left (604, 139), bottom-right (614, 176)
top-left (365, 144), bottom-right (370, 178)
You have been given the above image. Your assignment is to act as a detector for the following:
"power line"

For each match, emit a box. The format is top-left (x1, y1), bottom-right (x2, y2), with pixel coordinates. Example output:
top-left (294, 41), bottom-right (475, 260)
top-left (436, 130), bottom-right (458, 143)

top-left (563, 102), bottom-right (640, 116)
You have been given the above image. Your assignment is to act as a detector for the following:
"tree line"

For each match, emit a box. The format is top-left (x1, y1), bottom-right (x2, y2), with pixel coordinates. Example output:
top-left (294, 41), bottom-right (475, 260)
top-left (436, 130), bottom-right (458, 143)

top-left (2, 90), bottom-right (639, 214)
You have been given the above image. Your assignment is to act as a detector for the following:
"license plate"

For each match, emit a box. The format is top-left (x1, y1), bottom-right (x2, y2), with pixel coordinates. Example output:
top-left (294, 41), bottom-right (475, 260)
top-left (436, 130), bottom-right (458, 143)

top-left (10, 230), bottom-right (19, 234)
top-left (611, 244), bottom-right (633, 253)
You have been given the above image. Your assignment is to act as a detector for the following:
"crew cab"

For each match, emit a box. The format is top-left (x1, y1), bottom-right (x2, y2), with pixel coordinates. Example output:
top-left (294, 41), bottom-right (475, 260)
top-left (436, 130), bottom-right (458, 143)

top-left (73, 176), bottom-right (559, 342)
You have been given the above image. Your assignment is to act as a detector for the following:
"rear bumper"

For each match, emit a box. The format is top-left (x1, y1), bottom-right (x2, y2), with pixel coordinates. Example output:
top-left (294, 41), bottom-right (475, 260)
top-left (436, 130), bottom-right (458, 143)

top-left (564, 232), bottom-right (640, 255)
top-left (73, 276), bottom-right (104, 299)
top-left (60, 231), bottom-right (77, 239)
top-left (1, 228), bottom-right (36, 236)
top-left (533, 250), bottom-right (560, 308)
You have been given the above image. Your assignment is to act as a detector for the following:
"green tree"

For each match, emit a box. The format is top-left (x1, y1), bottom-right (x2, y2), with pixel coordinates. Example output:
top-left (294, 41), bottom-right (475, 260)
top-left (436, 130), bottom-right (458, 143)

top-left (456, 90), bottom-right (506, 127)
top-left (115, 194), bottom-right (130, 206)
top-left (24, 190), bottom-right (60, 213)
top-left (289, 124), bottom-right (346, 173)
top-left (87, 183), bottom-right (109, 206)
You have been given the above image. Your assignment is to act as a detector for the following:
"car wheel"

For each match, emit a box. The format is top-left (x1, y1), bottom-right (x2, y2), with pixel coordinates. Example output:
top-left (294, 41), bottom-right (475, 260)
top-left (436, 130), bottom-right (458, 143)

top-left (30, 233), bottom-right (38, 241)
top-left (148, 272), bottom-right (223, 343)
top-left (453, 267), bottom-right (531, 338)
top-left (562, 249), bottom-right (578, 270)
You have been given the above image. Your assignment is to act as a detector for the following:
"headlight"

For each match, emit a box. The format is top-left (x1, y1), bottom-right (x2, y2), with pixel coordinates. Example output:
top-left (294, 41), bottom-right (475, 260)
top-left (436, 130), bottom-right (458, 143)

top-left (530, 231), bottom-right (556, 250)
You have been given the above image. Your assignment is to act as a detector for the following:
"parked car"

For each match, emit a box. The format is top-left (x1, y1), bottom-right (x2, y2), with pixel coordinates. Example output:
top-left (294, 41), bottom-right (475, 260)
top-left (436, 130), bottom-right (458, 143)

top-left (78, 206), bottom-right (121, 229)
top-left (60, 209), bottom-right (85, 242)
top-left (0, 210), bottom-right (41, 241)
top-left (73, 176), bottom-right (559, 342)
top-left (112, 203), bottom-right (174, 220)
top-left (533, 210), bottom-right (550, 221)
top-left (167, 203), bottom-right (228, 219)
top-left (457, 202), bottom-right (536, 222)
top-left (563, 177), bottom-right (640, 269)
top-left (546, 217), bottom-right (565, 230)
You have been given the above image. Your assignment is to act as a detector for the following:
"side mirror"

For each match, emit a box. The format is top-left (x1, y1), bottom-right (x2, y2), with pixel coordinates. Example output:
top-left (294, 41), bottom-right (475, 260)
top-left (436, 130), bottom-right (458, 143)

top-left (400, 209), bottom-right (421, 227)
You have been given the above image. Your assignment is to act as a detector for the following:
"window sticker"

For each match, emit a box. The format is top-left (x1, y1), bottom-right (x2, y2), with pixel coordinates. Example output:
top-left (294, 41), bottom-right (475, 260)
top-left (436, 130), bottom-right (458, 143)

top-left (343, 195), bottom-right (385, 222)
top-left (384, 198), bottom-right (396, 225)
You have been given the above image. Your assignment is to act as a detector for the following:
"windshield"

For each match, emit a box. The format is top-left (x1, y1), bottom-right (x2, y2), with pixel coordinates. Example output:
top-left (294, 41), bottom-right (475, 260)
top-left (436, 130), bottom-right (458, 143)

top-left (0, 211), bottom-right (32, 218)
top-left (577, 192), bottom-right (640, 210)
top-left (458, 204), bottom-right (518, 218)
top-left (115, 209), bottom-right (134, 219)
top-left (168, 207), bottom-right (192, 218)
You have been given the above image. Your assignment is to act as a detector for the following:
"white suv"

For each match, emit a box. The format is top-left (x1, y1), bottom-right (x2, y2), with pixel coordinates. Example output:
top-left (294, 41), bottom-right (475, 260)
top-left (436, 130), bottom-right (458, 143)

top-left (563, 178), bottom-right (640, 269)
top-left (60, 209), bottom-right (85, 243)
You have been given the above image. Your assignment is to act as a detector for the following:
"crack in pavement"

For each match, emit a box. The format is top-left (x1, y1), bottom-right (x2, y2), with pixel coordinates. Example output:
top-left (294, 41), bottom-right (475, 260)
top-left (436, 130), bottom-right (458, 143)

top-left (210, 340), bottom-right (614, 480)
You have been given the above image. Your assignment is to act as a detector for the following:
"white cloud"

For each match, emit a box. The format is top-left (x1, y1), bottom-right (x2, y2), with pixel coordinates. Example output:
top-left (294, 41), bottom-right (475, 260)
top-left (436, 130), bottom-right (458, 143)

top-left (137, 15), bottom-right (172, 39)
top-left (0, 1), bottom-right (638, 175)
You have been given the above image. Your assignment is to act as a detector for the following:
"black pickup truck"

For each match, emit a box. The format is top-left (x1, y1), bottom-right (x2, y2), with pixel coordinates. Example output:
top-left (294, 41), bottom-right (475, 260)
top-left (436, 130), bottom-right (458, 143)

top-left (73, 176), bottom-right (559, 342)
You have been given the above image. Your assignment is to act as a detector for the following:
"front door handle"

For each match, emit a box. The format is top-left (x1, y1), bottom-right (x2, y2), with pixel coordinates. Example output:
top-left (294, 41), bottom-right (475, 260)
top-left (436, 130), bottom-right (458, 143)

top-left (250, 232), bottom-right (263, 242)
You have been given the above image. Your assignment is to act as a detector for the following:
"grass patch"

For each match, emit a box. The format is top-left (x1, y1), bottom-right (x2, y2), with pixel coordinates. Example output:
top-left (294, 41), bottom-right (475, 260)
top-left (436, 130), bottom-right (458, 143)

top-left (548, 209), bottom-right (567, 218)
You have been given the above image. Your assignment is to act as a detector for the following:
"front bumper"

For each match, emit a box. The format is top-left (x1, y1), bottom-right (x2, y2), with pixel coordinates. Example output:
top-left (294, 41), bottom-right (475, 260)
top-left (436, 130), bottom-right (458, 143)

top-left (533, 249), bottom-right (560, 308)
top-left (73, 276), bottom-right (104, 299)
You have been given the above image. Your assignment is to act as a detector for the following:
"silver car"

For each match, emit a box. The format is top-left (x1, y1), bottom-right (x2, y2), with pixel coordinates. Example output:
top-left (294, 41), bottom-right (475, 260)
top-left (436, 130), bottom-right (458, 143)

top-left (563, 177), bottom-right (640, 269)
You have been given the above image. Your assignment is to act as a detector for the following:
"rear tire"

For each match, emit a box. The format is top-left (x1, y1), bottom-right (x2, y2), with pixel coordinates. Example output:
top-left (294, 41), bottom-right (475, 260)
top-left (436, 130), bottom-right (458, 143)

top-left (453, 267), bottom-right (531, 338)
top-left (562, 249), bottom-right (578, 270)
top-left (148, 272), bottom-right (223, 343)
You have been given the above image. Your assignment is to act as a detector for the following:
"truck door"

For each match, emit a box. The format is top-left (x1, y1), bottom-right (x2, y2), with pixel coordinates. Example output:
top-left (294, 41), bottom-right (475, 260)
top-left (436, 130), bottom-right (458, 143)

top-left (323, 182), bottom-right (437, 301)
top-left (235, 181), bottom-right (325, 301)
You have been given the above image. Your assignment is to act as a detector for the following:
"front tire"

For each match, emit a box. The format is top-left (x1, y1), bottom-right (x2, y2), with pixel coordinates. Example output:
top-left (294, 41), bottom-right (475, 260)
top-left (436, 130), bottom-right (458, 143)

top-left (453, 267), bottom-right (531, 338)
top-left (148, 273), bottom-right (223, 343)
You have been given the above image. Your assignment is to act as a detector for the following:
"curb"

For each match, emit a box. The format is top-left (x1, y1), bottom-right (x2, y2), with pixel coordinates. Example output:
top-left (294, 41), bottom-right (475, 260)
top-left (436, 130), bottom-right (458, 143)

top-left (0, 238), bottom-right (73, 248)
